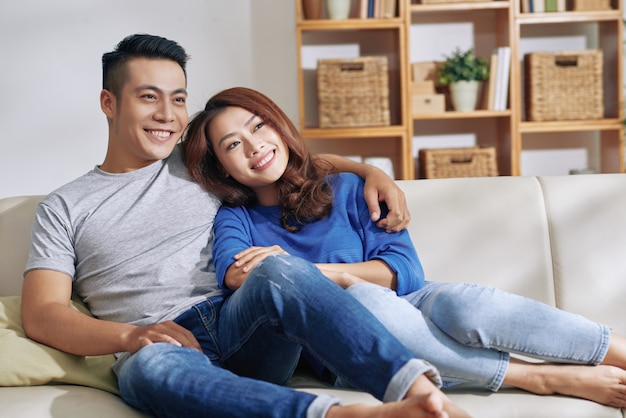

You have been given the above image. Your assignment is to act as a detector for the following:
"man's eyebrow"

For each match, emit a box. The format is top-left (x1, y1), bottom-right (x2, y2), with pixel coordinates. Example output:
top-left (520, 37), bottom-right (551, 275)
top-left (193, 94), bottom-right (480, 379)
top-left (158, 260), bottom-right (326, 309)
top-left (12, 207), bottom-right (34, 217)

top-left (134, 85), bottom-right (188, 96)
top-left (218, 114), bottom-right (257, 146)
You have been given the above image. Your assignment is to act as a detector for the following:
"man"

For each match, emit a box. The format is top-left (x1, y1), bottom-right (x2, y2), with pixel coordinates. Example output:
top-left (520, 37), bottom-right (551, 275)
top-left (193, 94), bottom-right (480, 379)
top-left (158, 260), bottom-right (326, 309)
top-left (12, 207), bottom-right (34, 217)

top-left (21, 34), bottom-right (467, 418)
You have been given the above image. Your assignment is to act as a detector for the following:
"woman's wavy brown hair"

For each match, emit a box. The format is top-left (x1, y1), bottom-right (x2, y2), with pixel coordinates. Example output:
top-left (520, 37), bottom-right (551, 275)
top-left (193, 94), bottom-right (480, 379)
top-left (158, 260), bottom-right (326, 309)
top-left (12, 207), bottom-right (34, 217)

top-left (182, 87), bottom-right (334, 232)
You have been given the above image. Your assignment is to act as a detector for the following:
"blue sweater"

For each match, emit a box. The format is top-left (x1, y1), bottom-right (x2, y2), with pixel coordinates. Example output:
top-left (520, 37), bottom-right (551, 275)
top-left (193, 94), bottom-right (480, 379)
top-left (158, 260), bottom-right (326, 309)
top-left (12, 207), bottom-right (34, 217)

top-left (213, 173), bottom-right (424, 295)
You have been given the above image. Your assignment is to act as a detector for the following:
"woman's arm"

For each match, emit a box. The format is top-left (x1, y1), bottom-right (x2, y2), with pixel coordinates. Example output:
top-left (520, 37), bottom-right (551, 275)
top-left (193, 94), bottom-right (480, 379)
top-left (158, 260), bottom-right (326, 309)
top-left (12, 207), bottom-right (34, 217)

top-left (316, 259), bottom-right (398, 290)
top-left (317, 154), bottom-right (410, 232)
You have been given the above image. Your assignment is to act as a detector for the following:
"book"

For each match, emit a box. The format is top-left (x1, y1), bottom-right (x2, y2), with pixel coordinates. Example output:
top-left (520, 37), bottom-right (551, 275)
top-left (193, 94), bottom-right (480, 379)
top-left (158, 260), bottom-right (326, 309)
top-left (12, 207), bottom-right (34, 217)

top-left (495, 47), bottom-right (511, 111)
top-left (545, 0), bottom-right (557, 11)
top-left (521, 0), bottom-right (531, 12)
top-left (533, 0), bottom-right (545, 12)
top-left (485, 53), bottom-right (499, 110)
top-left (381, 0), bottom-right (397, 18)
top-left (359, 0), bottom-right (369, 18)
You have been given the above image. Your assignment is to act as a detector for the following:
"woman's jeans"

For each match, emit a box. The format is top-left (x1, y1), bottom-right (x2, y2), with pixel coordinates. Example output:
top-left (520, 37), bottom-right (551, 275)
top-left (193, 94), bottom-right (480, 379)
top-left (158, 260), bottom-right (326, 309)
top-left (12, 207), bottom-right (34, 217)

top-left (117, 255), bottom-right (439, 418)
top-left (340, 281), bottom-right (610, 391)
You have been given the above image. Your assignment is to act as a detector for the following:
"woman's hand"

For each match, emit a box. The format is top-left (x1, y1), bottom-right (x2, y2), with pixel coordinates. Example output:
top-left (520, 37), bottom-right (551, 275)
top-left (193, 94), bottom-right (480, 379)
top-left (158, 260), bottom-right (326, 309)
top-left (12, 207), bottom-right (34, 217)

top-left (225, 246), bottom-right (290, 290)
top-left (317, 267), bottom-right (365, 289)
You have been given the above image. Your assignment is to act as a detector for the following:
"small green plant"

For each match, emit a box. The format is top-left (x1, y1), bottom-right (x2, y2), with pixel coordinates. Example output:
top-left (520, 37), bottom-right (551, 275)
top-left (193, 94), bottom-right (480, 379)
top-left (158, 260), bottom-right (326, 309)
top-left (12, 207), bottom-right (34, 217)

top-left (437, 48), bottom-right (489, 85)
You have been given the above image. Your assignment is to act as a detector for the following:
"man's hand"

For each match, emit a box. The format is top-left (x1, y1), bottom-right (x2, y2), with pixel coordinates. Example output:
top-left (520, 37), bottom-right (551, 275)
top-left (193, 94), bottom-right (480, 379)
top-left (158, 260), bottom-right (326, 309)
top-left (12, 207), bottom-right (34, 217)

top-left (123, 321), bottom-right (202, 354)
top-left (363, 168), bottom-right (410, 232)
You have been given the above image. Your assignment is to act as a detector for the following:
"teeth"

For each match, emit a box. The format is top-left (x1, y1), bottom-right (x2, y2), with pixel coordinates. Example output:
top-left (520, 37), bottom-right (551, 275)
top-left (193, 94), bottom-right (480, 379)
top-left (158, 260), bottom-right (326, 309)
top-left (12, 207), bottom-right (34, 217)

top-left (254, 153), bottom-right (273, 169)
top-left (149, 130), bottom-right (171, 138)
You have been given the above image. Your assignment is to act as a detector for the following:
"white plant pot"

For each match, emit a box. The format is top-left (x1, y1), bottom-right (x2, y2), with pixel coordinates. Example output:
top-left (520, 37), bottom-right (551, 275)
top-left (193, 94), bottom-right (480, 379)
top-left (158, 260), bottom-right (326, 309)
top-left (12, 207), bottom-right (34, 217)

top-left (326, 0), bottom-right (351, 19)
top-left (449, 80), bottom-right (479, 112)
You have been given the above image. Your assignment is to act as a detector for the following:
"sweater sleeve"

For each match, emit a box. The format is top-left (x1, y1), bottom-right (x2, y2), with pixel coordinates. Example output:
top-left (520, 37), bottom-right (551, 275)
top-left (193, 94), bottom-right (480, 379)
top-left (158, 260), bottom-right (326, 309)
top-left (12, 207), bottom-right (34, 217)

top-left (212, 206), bottom-right (254, 293)
top-left (351, 177), bottom-right (425, 295)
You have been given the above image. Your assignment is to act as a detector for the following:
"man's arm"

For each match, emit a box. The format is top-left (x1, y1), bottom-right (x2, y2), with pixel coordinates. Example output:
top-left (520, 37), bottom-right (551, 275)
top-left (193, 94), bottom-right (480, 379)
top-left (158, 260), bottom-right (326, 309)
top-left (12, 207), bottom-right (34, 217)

top-left (21, 270), bottom-right (201, 356)
top-left (318, 154), bottom-right (410, 232)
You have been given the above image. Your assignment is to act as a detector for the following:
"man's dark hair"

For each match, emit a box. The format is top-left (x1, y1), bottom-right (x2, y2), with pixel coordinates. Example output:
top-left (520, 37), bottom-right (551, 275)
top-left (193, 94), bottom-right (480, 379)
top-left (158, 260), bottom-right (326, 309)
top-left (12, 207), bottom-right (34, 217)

top-left (102, 34), bottom-right (190, 95)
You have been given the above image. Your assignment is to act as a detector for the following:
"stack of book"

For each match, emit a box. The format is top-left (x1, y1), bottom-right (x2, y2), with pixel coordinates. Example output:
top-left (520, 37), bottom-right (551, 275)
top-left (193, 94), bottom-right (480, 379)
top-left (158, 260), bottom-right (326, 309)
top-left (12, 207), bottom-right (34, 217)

top-left (358, 0), bottom-right (398, 18)
top-left (521, 0), bottom-right (566, 12)
top-left (484, 47), bottom-right (511, 111)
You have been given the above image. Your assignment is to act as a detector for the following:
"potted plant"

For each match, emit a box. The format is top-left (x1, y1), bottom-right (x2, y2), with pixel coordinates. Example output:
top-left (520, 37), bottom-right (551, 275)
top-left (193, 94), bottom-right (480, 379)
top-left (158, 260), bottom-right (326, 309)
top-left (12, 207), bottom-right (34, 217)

top-left (437, 48), bottom-right (489, 112)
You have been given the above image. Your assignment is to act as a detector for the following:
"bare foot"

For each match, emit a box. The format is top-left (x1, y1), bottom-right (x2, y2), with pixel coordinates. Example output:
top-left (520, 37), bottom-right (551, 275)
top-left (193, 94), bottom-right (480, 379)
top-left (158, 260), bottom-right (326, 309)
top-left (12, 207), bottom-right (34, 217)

top-left (543, 365), bottom-right (626, 408)
top-left (326, 391), bottom-right (469, 418)
top-left (507, 360), bottom-right (626, 408)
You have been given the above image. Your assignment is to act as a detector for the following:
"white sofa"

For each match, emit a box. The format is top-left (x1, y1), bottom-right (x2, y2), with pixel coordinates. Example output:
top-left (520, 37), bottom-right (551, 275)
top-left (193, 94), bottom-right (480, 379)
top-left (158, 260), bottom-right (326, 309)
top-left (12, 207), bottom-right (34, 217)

top-left (2, 174), bottom-right (626, 418)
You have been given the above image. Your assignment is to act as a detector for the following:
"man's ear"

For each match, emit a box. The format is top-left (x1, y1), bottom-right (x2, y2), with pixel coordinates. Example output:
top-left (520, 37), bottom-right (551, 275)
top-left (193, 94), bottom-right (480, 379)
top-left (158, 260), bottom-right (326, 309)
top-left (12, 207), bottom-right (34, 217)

top-left (100, 89), bottom-right (115, 119)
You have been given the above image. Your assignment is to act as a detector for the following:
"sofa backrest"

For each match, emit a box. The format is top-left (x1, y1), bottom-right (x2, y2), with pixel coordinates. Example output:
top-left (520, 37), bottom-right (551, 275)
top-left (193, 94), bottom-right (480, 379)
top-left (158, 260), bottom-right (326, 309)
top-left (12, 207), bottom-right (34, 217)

top-left (538, 175), bottom-right (626, 336)
top-left (397, 176), bottom-right (555, 305)
top-left (398, 174), bottom-right (626, 337)
top-left (2, 174), bottom-right (626, 336)
top-left (0, 196), bottom-right (44, 296)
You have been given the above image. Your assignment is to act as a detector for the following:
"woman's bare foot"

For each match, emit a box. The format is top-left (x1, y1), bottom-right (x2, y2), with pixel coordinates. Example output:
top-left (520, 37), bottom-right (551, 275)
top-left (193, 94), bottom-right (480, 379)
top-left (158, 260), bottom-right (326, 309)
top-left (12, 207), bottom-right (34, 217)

top-left (506, 360), bottom-right (626, 408)
top-left (326, 391), bottom-right (466, 418)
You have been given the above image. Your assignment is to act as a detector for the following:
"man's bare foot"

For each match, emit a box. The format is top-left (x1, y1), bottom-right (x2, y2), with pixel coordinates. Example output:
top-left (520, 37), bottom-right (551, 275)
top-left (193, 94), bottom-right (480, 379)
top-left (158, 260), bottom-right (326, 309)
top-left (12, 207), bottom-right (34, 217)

top-left (507, 360), bottom-right (626, 408)
top-left (326, 391), bottom-right (469, 418)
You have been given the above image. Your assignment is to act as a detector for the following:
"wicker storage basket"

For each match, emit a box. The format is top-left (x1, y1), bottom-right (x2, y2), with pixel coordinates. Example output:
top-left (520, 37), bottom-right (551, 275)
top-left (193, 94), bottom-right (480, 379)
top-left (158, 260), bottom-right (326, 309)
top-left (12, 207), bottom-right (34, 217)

top-left (317, 56), bottom-right (390, 128)
top-left (418, 147), bottom-right (498, 179)
top-left (524, 50), bottom-right (604, 121)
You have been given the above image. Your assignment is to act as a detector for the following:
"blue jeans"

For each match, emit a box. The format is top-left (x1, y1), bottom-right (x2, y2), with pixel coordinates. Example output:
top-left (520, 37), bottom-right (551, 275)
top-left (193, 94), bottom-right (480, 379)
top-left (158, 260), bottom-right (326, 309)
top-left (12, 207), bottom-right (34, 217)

top-left (117, 255), bottom-right (439, 418)
top-left (340, 281), bottom-right (610, 391)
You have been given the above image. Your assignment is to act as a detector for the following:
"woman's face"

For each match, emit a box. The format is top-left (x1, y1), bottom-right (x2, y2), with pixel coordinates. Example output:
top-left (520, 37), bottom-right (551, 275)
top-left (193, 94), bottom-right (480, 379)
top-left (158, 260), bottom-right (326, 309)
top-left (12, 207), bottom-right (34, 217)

top-left (208, 106), bottom-right (289, 205)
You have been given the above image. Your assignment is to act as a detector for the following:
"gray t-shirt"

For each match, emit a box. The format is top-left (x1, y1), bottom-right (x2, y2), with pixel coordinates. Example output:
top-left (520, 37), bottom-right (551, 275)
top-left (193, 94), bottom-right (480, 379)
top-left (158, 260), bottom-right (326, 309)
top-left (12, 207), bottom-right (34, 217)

top-left (25, 145), bottom-right (222, 327)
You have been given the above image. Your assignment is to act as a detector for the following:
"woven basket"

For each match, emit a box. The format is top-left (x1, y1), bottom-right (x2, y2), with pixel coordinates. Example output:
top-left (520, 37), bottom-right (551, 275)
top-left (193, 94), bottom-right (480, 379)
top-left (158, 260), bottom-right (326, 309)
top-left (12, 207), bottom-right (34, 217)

top-left (525, 50), bottom-right (604, 121)
top-left (419, 147), bottom-right (498, 179)
top-left (317, 56), bottom-right (390, 128)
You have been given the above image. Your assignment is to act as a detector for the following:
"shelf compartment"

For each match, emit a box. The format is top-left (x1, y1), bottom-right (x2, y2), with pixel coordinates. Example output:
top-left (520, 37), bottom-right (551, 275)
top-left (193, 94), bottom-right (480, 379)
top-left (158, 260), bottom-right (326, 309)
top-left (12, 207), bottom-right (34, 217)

top-left (298, 28), bottom-right (404, 129)
top-left (519, 119), bottom-right (623, 133)
top-left (305, 135), bottom-right (411, 179)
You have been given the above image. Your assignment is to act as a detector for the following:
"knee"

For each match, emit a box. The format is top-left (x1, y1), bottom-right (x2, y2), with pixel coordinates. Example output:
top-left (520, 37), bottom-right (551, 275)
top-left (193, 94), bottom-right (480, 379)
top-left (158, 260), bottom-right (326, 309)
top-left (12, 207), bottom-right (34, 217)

top-left (118, 343), bottom-right (204, 392)
top-left (247, 254), bottom-right (325, 292)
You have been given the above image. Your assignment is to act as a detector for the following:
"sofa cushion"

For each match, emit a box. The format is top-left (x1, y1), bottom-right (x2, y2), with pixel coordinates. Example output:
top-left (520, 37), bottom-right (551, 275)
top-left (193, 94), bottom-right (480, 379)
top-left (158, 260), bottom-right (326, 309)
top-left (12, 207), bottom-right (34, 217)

top-left (0, 296), bottom-right (118, 394)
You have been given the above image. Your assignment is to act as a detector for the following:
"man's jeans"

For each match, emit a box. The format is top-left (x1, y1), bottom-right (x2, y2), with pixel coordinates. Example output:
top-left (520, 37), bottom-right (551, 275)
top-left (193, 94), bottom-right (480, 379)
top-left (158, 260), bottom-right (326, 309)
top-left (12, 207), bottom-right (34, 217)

top-left (341, 281), bottom-right (610, 391)
top-left (118, 255), bottom-right (439, 418)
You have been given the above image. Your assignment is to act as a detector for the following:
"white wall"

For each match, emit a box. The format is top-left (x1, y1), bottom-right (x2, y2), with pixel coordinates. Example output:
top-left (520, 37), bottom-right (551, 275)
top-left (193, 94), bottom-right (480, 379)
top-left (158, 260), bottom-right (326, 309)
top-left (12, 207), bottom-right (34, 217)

top-left (0, 0), bottom-right (297, 199)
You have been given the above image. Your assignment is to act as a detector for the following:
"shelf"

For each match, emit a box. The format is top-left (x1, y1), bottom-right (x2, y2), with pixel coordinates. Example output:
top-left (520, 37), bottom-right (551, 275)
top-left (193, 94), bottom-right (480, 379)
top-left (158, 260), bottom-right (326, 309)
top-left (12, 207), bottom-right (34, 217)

top-left (516, 9), bottom-right (621, 24)
top-left (302, 125), bottom-right (406, 139)
top-left (295, 0), bottom-right (623, 178)
top-left (297, 17), bottom-right (403, 30)
top-left (410, 1), bottom-right (510, 12)
top-left (412, 109), bottom-right (512, 120)
top-left (519, 119), bottom-right (623, 133)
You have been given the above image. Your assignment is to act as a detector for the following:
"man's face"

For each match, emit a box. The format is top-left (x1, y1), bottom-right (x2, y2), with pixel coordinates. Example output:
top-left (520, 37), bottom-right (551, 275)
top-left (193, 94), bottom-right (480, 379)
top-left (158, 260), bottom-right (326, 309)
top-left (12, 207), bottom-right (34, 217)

top-left (101, 57), bottom-right (188, 172)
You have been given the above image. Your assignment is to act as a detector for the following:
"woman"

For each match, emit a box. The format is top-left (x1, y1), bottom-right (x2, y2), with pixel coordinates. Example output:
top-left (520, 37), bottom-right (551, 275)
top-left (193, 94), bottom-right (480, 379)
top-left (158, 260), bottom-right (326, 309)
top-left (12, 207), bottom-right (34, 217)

top-left (182, 87), bottom-right (626, 408)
